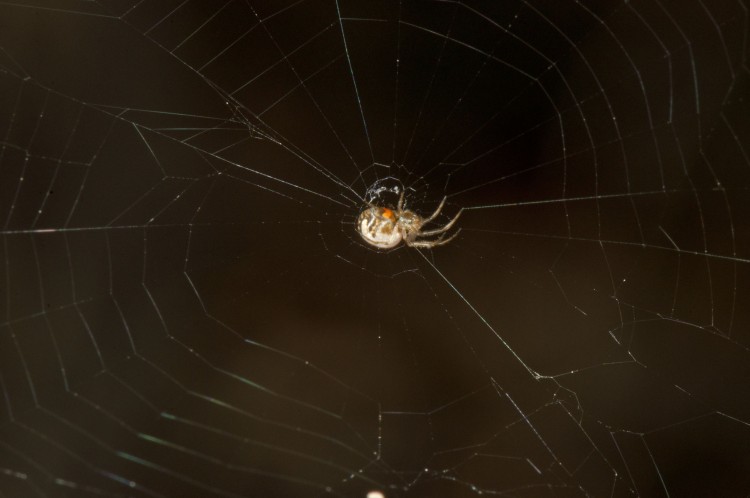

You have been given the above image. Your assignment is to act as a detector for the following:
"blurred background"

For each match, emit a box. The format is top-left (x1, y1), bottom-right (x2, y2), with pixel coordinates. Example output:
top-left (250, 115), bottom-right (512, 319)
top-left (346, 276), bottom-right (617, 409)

top-left (0, 0), bottom-right (749, 496)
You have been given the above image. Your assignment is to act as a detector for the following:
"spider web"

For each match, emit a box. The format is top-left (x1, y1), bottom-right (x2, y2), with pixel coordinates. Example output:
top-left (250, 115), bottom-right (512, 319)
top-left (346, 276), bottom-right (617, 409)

top-left (1, 0), bottom-right (749, 497)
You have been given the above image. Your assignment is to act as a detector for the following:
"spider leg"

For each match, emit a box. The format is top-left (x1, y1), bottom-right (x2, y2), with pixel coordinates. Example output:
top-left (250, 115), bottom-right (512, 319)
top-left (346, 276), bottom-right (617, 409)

top-left (417, 208), bottom-right (463, 237)
top-left (407, 229), bottom-right (462, 248)
top-left (397, 191), bottom-right (405, 212)
top-left (421, 196), bottom-right (447, 226)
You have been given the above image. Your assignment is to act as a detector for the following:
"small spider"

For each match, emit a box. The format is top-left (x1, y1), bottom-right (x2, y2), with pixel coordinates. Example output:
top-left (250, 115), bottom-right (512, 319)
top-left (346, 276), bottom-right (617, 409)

top-left (357, 192), bottom-right (462, 249)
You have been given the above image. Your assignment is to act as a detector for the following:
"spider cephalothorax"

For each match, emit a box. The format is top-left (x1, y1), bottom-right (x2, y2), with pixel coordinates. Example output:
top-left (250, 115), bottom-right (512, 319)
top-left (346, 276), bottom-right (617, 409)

top-left (357, 192), bottom-right (462, 249)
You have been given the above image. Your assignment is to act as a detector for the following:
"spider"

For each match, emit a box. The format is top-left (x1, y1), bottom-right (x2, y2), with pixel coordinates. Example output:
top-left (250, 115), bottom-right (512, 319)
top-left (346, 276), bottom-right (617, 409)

top-left (357, 192), bottom-right (462, 249)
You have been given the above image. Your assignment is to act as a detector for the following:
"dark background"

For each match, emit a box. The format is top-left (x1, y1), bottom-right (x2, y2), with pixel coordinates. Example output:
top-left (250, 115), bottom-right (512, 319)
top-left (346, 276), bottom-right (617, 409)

top-left (1, 0), bottom-right (749, 497)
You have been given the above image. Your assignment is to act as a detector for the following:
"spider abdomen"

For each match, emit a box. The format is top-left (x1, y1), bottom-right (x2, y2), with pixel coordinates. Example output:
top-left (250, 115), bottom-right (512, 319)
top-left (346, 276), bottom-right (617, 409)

top-left (357, 207), bottom-right (403, 249)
